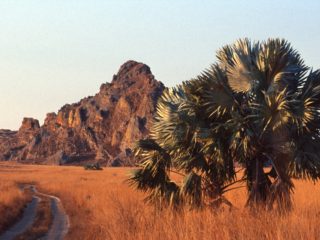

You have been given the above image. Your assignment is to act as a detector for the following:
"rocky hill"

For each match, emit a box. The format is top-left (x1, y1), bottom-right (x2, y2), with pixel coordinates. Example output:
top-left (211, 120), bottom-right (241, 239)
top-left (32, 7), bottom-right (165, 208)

top-left (0, 61), bottom-right (165, 166)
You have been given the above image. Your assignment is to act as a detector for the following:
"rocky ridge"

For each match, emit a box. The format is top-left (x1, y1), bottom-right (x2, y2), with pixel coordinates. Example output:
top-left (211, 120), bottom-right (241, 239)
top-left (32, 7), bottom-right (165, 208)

top-left (0, 61), bottom-right (165, 166)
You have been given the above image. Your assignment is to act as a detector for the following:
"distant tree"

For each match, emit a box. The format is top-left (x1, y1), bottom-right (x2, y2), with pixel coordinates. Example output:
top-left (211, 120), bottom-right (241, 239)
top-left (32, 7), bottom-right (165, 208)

top-left (84, 163), bottom-right (103, 170)
top-left (129, 39), bottom-right (320, 211)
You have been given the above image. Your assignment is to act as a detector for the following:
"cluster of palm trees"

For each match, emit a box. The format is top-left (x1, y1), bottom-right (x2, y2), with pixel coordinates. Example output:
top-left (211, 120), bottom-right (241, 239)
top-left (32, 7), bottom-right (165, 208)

top-left (129, 38), bottom-right (320, 211)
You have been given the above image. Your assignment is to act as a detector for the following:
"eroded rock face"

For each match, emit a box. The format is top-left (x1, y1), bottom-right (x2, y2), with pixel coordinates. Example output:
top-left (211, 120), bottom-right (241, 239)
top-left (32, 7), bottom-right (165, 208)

top-left (0, 61), bottom-right (165, 166)
top-left (0, 118), bottom-right (40, 161)
top-left (19, 118), bottom-right (40, 132)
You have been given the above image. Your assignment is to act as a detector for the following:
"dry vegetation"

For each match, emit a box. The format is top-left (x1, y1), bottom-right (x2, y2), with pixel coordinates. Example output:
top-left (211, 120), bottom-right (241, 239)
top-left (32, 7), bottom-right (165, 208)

top-left (0, 175), bottom-right (32, 233)
top-left (0, 162), bottom-right (320, 240)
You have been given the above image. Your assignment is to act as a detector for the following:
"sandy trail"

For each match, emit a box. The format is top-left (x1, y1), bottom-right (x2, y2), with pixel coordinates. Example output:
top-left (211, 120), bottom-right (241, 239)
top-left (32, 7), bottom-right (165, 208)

top-left (32, 186), bottom-right (70, 240)
top-left (0, 196), bottom-right (40, 240)
top-left (0, 185), bottom-right (69, 240)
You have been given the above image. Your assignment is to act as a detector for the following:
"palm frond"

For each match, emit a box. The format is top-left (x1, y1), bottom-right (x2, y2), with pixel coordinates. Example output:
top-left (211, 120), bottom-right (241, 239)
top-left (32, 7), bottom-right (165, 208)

top-left (256, 38), bottom-right (308, 93)
top-left (180, 171), bottom-right (202, 207)
top-left (217, 38), bottom-right (260, 93)
top-left (290, 133), bottom-right (320, 180)
top-left (185, 64), bottom-right (238, 119)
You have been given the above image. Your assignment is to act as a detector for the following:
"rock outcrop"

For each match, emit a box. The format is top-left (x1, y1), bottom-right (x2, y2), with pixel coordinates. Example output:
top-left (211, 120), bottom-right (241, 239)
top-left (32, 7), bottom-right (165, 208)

top-left (0, 118), bottom-right (41, 161)
top-left (0, 61), bottom-right (165, 166)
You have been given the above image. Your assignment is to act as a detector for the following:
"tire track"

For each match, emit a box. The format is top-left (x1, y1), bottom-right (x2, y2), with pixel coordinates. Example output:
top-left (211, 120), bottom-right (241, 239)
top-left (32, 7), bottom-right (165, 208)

top-left (0, 185), bottom-right (70, 240)
top-left (32, 186), bottom-right (70, 240)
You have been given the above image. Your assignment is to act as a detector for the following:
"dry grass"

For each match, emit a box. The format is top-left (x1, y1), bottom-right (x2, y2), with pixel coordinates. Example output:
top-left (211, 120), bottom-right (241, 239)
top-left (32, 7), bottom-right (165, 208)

top-left (0, 177), bottom-right (32, 233)
top-left (0, 162), bottom-right (320, 240)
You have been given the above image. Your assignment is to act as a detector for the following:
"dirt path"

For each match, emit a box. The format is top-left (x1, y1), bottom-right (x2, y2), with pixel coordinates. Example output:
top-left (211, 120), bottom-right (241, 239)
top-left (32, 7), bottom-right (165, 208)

top-left (0, 196), bottom-right (40, 240)
top-left (0, 185), bottom-right (70, 240)
top-left (32, 187), bottom-right (70, 240)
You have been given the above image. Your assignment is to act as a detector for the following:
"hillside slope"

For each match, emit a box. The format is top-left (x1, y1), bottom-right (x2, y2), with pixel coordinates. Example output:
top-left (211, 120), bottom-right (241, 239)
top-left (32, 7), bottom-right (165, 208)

top-left (0, 61), bottom-right (164, 166)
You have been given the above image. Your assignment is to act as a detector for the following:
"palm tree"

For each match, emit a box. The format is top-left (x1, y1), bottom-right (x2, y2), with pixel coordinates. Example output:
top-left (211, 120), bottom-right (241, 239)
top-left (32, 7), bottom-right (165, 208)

top-left (129, 88), bottom-right (240, 209)
top-left (129, 38), bottom-right (320, 211)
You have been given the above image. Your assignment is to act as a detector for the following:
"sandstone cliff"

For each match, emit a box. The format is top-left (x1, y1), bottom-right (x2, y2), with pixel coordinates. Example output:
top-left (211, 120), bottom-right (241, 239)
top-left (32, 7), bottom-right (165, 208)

top-left (0, 61), bottom-right (165, 166)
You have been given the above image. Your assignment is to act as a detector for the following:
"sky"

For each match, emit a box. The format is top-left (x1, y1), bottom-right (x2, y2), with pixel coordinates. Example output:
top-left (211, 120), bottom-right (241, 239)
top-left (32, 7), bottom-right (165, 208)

top-left (1, 0), bottom-right (319, 130)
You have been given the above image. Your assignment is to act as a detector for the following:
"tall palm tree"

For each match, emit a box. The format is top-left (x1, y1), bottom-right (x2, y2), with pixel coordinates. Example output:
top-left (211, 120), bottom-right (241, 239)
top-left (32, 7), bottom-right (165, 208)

top-left (129, 38), bottom-right (320, 211)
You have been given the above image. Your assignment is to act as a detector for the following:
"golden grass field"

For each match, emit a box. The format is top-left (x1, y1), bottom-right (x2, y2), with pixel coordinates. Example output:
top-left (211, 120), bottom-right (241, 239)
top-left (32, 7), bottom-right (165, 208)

top-left (0, 162), bottom-right (320, 240)
top-left (0, 178), bottom-right (31, 234)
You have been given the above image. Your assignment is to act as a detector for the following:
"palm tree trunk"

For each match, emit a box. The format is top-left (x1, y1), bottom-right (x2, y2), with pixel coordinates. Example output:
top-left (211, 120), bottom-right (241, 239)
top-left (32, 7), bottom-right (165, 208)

top-left (246, 158), bottom-right (271, 208)
top-left (267, 156), bottom-right (294, 212)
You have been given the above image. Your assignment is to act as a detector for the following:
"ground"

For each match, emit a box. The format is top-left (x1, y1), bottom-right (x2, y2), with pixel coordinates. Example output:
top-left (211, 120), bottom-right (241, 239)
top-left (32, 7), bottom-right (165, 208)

top-left (0, 162), bottom-right (320, 240)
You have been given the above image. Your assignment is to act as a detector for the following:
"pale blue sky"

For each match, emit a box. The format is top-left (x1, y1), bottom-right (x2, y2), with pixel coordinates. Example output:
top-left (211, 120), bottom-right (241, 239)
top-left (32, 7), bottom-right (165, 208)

top-left (1, 0), bottom-right (319, 130)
